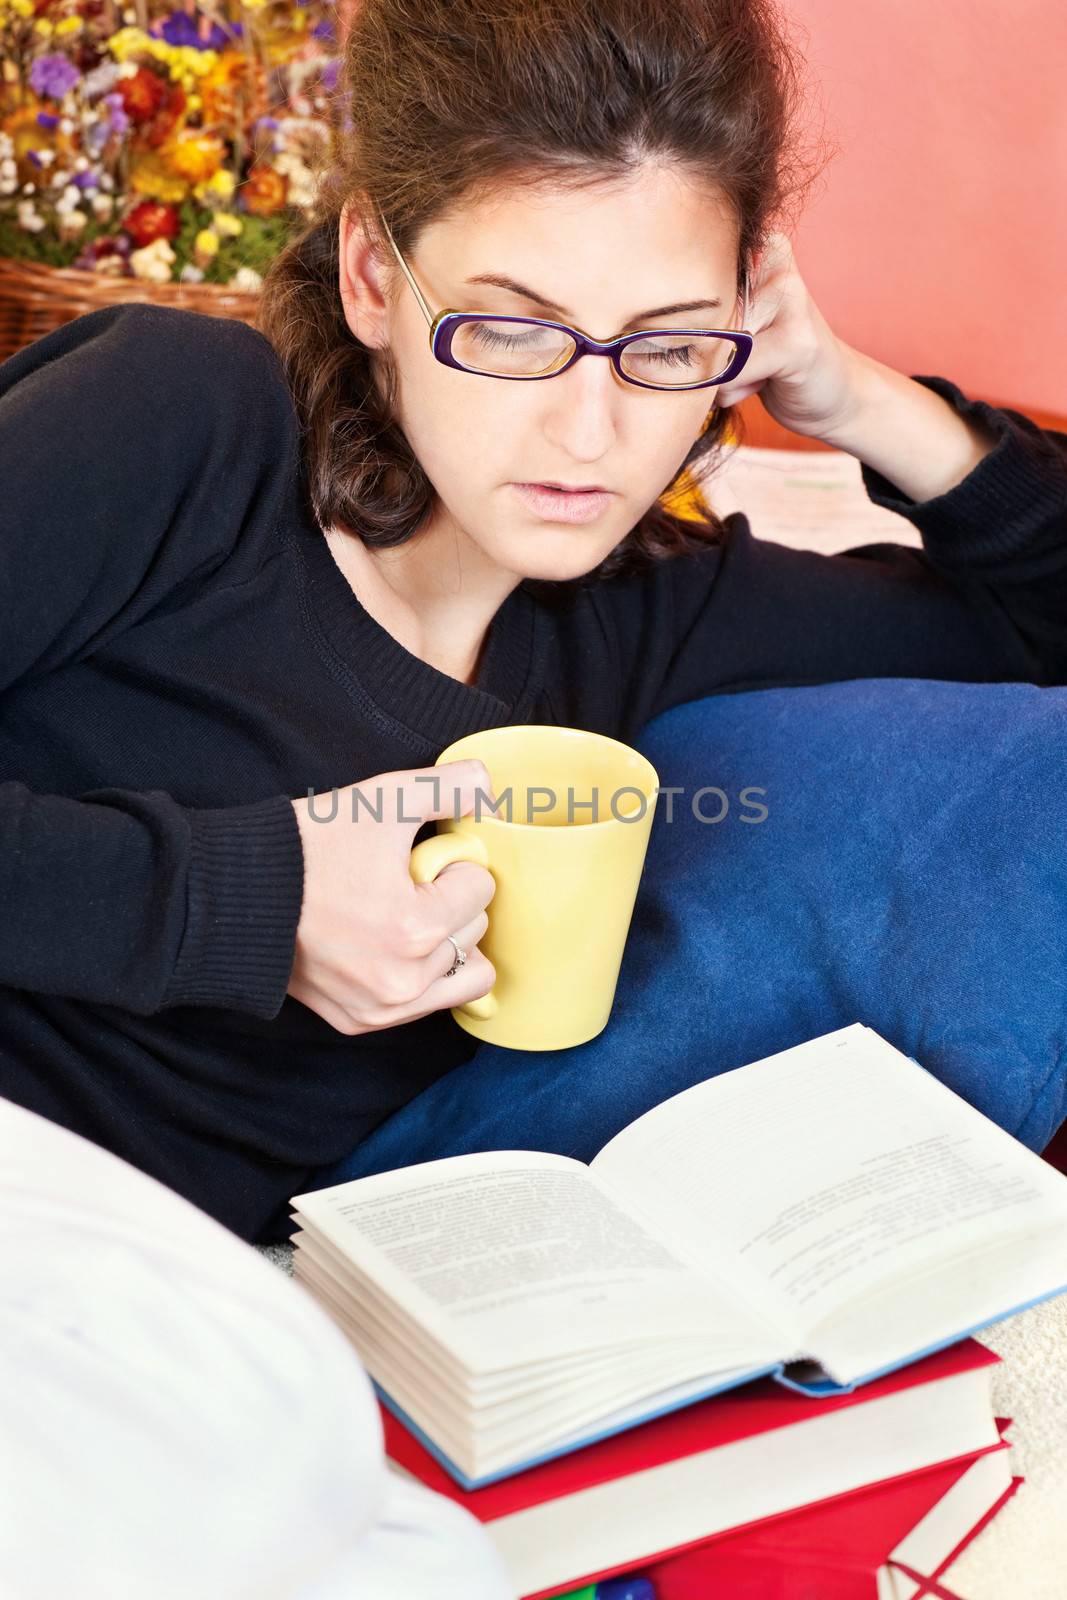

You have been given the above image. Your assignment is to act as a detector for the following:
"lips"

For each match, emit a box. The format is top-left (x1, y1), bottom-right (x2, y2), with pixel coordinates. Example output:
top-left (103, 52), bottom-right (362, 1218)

top-left (511, 482), bottom-right (615, 525)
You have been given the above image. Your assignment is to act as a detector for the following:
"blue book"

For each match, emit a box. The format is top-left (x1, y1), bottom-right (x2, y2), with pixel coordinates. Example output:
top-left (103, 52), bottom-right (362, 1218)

top-left (290, 1022), bottom-right (1067, 1489)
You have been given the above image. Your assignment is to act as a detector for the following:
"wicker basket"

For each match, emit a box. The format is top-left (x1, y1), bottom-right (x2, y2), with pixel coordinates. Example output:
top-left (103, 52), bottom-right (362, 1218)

top-left (0, 255), bottom-right (262, 363)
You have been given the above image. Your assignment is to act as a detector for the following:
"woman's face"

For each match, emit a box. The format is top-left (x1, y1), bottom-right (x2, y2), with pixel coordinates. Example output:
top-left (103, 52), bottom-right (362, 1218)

top-left (339, 163), bottom-right (743, 586)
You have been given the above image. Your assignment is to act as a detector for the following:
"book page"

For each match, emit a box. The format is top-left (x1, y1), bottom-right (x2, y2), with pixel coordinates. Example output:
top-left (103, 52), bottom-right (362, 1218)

top-left (296, 1236), bottom-right (766, 1471)
top-left (591, 1024), bottom-right (1067, 1360)
top-left (701, 444), bottom-right (922, 554)
top-left (291, 1151), bottom-right (783, 1375)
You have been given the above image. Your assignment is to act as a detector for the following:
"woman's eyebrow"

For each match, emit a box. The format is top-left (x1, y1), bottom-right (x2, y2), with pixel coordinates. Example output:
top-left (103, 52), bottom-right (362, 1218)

top-left (463, 272), bottom-right (723, 322)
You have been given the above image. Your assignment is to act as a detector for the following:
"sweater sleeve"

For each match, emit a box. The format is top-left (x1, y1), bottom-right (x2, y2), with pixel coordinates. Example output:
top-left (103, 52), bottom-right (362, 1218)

top-left (0, 304), bottom-right (306, 1018)
top-left (614, 375), bottom-right (1067, 737)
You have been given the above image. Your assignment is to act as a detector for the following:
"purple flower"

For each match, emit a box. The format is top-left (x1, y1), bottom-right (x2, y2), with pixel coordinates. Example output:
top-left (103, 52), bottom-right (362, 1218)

top-left (154, 11), bottom-right (232, 50)
top-left (29, 53), bottom-right (82, 102)
top-left (104, 92), bottom-right (130, 138)
top-left (73, 171), bottom-right (96, 189)
top-left (321, 61), bottom-right (340, 91)
top-left (36, 112), bottom-right (60, 130)
top-left (312, 20), bottom-right (335, 41)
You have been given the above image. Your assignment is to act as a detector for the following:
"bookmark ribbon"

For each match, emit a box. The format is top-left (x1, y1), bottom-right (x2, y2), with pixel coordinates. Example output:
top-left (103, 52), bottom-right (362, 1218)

top-left (885, 1470), bottom-right (1024, 1599)
top-left (886, 1559), bottom-right (966, 1599)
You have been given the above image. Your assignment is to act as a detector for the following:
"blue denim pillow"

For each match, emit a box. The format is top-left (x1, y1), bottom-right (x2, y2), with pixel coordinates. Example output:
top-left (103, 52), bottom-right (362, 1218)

top-left (320, 679), bottom-right (1067, 1186)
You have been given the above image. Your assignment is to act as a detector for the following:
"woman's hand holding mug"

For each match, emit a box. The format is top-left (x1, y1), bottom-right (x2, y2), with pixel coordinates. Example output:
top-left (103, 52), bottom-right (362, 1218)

top-left (287, 761), bottom-right (497, 1036)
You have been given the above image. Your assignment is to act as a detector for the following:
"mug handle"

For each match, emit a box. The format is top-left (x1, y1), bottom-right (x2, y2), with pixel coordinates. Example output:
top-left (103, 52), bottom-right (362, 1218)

top-left (408, 832), bottom-right (499, 1021)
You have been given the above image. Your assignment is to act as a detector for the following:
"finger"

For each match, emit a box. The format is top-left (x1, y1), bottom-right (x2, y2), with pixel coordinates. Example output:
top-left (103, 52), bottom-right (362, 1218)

top-left (431, 908), bottom-right (490, 980)
top-left (386, 906), bottom-right (491, 992)
top-left (410, 860), bottom-right (496, 953)
top-left (715, 319), bottom-right (790, 408)
top-left (362, 945), bottom-right (497, 1032)
top-left (412, 946), bottom-right (497, 1017)
top-left (356, 760), bottom-right (496, 841)
top-left (715, 381), bottom-right (764, 410)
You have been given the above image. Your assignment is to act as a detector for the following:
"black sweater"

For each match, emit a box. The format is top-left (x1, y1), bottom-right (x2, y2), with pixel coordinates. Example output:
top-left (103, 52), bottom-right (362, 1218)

top-left (2, 303), bottom-right (1065, 1242)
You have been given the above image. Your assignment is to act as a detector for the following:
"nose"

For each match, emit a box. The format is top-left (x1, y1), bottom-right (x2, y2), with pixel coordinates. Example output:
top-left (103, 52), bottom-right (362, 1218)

top-left (541, 348), bottom-right (622, 463)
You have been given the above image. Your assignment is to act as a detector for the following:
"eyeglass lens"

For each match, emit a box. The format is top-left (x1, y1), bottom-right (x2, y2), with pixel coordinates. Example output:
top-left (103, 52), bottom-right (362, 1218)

top-left (448, 318), bottom-right (739, 386)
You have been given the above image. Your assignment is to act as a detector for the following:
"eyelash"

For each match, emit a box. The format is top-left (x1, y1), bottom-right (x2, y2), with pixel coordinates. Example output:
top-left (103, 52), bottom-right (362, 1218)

top-left (471, 326), bottom-right (543, 351)
top-left (471, 325), bottom-right (698, 366)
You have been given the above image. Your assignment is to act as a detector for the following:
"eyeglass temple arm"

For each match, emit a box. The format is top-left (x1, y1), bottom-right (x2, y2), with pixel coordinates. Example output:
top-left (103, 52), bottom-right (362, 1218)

top-left (377, 208), bottom-right (437, 330)
top-left (739, 269), bottom-right (751, 332)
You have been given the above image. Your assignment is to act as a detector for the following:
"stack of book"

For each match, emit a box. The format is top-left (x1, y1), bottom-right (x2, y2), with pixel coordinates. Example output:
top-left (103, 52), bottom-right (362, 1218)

top-left (290, 1022), bottom-right (1066, 1596)
top-left (639, 1420), bottom-right (1021, 1600)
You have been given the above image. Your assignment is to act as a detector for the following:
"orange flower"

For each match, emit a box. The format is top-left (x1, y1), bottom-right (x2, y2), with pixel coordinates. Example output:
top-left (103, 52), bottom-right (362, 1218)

top-left (198, 53), bottom-right (248, 127)
top-left (168, 130), bottom-right (226, 185)
top-left (240, 163), bottom-right (288, 217)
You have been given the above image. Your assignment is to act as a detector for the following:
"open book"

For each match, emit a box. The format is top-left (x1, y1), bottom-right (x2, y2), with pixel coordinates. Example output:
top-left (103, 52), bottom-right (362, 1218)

top-left (700, 442), bottom-right (924, 554)
top-left (290, 1023), bottom-right (1067, 1487)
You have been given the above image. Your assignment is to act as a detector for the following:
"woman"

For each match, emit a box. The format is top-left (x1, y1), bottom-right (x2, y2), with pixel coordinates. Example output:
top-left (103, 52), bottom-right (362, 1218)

top-left (1, 0), bottom-right (1064, 1244)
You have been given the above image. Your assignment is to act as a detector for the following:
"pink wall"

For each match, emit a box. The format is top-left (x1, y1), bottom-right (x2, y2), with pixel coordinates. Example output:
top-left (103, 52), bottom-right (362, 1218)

top-left (785, 0), bottom-right (1067, 414)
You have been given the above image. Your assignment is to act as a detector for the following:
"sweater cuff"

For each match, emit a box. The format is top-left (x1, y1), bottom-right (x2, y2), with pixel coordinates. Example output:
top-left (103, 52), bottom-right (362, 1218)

top-left (162, 794), bottom-right (305, 1018)
top-left (859, 375), bottom-right (1067, 569)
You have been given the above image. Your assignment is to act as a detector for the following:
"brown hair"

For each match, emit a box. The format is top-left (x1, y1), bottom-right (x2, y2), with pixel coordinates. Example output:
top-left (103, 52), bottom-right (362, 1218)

top-left (258, 0), bottom-right (826, 587)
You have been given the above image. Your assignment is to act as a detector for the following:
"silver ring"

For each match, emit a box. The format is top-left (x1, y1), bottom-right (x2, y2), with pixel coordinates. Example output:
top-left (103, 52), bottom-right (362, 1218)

top-left (444, 935), bottom-right (468, 978)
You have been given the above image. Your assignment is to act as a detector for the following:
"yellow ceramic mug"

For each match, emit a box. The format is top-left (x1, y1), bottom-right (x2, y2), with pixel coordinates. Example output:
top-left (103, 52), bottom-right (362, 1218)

top-left (408, 724), bottom-right (660, 1051)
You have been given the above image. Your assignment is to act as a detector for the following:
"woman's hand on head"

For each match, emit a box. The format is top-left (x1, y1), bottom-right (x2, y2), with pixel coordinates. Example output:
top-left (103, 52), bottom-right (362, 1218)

top-left (715, 231), bottom-right (863, 443)
top-left (287, 761), bottom-right (497, 1036)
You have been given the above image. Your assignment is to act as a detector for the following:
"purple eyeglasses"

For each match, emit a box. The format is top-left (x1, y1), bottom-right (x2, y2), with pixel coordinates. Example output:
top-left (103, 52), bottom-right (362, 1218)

top-left (377, 210), bottom-right (754, 393)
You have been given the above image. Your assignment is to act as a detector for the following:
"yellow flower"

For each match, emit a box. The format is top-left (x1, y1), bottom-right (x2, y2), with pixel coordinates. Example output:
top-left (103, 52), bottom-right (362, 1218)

top-left (34, 17), bottom-right (54, 35)
top-left (193, 166), bottom-right (235, 203)
top-left (144, 39), bottom-right (178, 76)
top-left (55, 15), bottom-right (83, 35)
top-left (128, 146), bottom-right (189, 203)
top-left (186, 94), bottom-right (202, 112)
top-left (2, 95), bottom-right (77, 182)
top-left (194, 228), bottom-right (219, 257)
top-left (108, 26), bottom-right (153, 61)
top-left (10, 0), bottom-right (34, 17)
top-left (156, 44), bottom-right (216, 82)
top-left (214, 210), bottom-right (242, 237)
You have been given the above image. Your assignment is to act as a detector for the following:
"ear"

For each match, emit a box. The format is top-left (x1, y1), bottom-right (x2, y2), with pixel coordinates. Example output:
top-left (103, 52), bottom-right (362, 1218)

top-left (338, 200), bottom-right (392, 349)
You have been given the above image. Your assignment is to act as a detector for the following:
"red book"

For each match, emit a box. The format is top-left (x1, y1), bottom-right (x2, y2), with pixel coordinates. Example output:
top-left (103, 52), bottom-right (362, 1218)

top-left (382, 1337), bottom-right (1004, 1598)
top-left (643, 1417), bottom-right (1021, 1600)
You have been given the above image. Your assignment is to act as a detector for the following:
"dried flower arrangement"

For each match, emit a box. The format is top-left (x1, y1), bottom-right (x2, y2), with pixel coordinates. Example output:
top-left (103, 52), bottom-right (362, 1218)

top-left (0, 0), bottom-right (344, 291)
